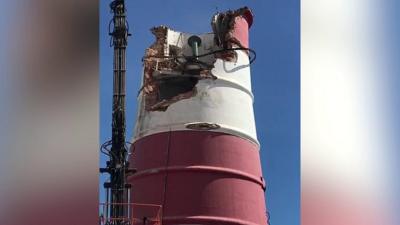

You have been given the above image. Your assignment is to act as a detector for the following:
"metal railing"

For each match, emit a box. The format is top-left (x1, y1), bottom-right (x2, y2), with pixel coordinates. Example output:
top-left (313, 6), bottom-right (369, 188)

top-left (99, 203), bottom-right (162, 225)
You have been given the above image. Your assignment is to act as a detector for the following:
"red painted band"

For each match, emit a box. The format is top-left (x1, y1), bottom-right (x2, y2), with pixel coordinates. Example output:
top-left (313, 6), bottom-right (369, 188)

top-left (163, 215), bottom-right (260, 225)
top-left (130, 165), bottom-right (266, 189)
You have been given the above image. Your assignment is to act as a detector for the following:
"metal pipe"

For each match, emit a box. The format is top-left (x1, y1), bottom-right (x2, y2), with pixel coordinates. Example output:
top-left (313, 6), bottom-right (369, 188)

top-left (188, 35), bottom-right (202, 60)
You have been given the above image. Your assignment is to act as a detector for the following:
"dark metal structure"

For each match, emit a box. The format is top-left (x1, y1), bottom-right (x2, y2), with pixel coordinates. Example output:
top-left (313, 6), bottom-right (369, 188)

top-left (100, 0), bottom-right (134, 224)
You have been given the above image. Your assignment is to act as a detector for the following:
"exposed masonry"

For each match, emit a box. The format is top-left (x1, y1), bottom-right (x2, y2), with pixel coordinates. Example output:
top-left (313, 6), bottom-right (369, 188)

top-left (141, 7), bottom-right (252, 111)
top-left (212, 7), bottom-right (252, 61)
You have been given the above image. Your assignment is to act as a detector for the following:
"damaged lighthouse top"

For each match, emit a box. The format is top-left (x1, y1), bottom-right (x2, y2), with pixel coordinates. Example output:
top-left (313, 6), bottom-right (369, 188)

top-left (134, 7), bottom-right (259, 146)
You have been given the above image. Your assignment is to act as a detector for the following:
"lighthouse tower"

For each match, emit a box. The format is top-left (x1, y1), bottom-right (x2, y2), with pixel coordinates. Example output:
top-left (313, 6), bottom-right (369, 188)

top-left (128, 7), bottom-right (267, 225)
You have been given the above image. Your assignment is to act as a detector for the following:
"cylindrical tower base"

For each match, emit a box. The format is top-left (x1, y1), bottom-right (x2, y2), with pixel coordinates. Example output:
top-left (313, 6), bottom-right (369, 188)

top-left (129, 131), bottom-right (267, 225)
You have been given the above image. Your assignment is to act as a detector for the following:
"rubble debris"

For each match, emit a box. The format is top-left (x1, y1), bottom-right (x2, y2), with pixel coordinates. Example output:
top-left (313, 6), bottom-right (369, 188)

top-left (140, 7), bottom-right (253, 112)
top-left (142, 26), bottom-right (181, 111)
top-left (211, 7), bottom-right (253, 61)
top-left (141, 26), bottom-right (216, 111)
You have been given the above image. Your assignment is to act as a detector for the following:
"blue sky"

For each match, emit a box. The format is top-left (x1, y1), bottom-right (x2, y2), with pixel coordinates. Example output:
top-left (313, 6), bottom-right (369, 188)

top-left (100, 1), bottom-right (300, 224)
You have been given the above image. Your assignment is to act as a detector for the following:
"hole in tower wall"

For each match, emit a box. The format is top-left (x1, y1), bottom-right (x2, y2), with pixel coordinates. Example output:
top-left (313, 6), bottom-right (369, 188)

top-left (139, 7), bottom-right (253, 112)
top-left (158, 76), bottom-right (198, 101)
top-left (141, 26), bottom-right (216, 112)
top-left (146, 75), bottom-right (199, 111)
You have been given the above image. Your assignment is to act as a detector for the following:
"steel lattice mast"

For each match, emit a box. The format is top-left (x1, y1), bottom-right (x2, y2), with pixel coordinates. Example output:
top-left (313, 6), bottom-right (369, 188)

top-left (100, 0), bottom-right (133, 224)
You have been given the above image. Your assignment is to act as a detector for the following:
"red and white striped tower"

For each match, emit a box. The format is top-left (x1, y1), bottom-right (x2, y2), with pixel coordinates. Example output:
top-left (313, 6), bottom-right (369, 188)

top-left (128, 7), bottom-right (267, 225)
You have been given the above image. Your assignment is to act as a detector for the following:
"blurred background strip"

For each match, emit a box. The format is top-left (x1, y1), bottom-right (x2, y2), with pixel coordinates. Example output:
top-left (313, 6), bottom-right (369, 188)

top-left (302, 0), bottom-right (400, 224)
top-left (0, 0), bottom-right (99, 224)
